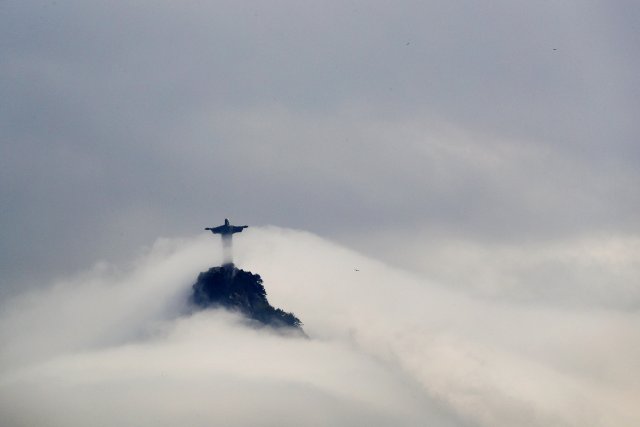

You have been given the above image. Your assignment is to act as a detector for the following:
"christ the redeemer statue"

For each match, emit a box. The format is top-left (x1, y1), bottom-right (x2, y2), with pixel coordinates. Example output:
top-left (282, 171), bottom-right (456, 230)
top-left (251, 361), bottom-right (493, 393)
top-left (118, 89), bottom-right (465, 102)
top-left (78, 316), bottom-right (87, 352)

top-left (205, 218), bottom-right (248, 265)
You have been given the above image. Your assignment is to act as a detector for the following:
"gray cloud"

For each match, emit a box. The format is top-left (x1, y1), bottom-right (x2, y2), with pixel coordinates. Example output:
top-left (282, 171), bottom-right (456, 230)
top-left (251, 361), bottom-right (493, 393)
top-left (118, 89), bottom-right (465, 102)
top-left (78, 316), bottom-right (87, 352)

top-left (1, 1), bottom-right (639, 292)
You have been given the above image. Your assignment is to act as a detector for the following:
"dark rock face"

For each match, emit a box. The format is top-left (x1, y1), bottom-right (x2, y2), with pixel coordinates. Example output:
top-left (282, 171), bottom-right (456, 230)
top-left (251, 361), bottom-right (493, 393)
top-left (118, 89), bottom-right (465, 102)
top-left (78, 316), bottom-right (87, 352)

top-left (190, 264), bottom-right (303, 331)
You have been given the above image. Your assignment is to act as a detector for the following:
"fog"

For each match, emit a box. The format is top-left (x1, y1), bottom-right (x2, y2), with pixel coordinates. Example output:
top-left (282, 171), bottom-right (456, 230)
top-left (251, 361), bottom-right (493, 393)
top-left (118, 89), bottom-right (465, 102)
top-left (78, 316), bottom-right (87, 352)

top-left (1, 228), bottom-right (637, 426)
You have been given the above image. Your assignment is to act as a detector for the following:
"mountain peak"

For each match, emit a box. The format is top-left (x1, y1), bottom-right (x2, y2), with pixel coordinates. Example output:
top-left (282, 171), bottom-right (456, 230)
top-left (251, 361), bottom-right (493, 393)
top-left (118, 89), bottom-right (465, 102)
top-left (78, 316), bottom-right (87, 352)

top-left (190, 264), bottom-right (304, 332)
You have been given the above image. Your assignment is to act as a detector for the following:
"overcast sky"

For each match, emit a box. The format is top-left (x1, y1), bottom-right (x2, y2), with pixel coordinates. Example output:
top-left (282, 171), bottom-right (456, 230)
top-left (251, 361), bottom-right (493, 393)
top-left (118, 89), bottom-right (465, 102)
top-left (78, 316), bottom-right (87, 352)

top-left (2, 1), bottom-right (639, 296)
top-left (1, 1), bottom-right (639, 425)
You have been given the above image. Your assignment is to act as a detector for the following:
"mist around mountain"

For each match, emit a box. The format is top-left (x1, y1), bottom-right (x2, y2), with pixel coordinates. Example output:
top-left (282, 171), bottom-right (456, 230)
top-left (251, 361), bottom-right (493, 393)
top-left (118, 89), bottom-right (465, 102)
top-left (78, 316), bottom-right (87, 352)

top-left (190, 264), bottom-right (304, 332)
top-left (0, 229), bottom-right (638, 427)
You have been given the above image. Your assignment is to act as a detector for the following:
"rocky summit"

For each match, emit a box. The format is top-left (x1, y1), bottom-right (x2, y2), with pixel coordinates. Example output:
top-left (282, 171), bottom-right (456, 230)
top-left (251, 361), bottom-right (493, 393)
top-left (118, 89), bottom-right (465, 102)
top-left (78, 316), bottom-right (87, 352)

top-left (190, 264), bottom-right (304, 332)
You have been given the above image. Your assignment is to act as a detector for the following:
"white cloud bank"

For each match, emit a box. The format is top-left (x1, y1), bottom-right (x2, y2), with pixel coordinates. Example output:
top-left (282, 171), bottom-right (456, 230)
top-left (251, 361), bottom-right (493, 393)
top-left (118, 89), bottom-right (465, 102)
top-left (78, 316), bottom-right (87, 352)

top-left (1, 228), bottom-right (638, 426)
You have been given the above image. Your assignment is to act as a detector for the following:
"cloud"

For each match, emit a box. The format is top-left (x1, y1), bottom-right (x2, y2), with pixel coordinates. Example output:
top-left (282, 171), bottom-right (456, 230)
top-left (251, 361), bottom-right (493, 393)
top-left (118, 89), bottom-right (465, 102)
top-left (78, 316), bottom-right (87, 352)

top-left (344, 228), bottom-right (640, 309)
top-left (1, 311), bottom-right (448, 427)
top-left (1, 228), bottom-right (638, 426)
top-left (0, 2), bottom-right (638, 424)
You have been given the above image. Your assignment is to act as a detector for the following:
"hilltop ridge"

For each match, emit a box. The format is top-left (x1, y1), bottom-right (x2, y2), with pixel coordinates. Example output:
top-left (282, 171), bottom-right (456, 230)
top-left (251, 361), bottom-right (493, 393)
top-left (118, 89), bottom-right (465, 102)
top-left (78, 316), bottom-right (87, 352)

top-left (190, 264), bottom-right (304, 332)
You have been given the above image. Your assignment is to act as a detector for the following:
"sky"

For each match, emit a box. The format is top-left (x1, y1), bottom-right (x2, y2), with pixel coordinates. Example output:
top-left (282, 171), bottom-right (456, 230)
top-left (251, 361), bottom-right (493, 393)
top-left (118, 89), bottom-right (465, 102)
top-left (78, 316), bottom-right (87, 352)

top-left (1, 1), bottom-right (639, 425)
